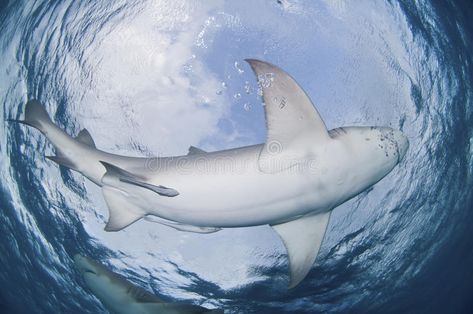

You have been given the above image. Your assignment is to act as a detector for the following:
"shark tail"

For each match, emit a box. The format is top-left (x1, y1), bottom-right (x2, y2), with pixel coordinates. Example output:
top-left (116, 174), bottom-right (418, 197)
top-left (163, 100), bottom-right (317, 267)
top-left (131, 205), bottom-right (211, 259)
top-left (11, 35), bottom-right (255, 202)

top-left (9, 99), bottom-right (53, 132)
top-left (44, 128), bottom-right (97, 170)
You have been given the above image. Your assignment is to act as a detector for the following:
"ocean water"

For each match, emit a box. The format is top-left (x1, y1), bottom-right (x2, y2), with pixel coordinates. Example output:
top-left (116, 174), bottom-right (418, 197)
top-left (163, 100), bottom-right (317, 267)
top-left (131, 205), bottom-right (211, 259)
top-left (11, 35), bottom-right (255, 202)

top-left (1, 1), bottom-right (472, 313)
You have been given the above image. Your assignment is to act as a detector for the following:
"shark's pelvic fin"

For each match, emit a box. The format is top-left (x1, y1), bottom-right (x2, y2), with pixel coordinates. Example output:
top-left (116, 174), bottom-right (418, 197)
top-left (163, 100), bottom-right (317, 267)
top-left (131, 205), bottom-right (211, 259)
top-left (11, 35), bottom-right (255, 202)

top-left (76, 128), bottom-right (96, 148)
top-left (102, 186), bottom-right (146, 231)
top-left (100, 161), bottom-right (179, 197)
top-left (187, 145), bottom-right (207, 155)
top-left (271, 210), bottom-right (331, 288)
top-left (143, 216), bottom-right (221, 234)
top-left (245, 59), bottom-right (330, 173)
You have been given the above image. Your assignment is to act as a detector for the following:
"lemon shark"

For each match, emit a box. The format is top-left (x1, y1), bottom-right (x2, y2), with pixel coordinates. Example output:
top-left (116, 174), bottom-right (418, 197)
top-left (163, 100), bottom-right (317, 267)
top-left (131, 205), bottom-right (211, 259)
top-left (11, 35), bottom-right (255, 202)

top-left (13, 60), bottom-right (408, 288)
top-left (74, 254), bottom-right (223, 313)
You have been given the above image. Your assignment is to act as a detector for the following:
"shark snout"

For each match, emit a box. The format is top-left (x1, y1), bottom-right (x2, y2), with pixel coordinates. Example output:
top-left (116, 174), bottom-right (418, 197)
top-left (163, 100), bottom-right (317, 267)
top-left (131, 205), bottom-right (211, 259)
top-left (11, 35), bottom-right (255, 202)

top-left (378, 127), bottom-right (409, 162)
top-left (74, 254), bottom-right (98, 275)
top-left (392, 130), bottom-right (409, 161)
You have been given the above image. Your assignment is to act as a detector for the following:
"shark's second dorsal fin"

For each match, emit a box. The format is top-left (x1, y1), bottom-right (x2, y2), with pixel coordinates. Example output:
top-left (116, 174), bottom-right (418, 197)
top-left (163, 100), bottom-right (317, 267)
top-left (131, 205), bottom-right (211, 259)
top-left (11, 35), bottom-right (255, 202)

top-left (246, 59), bottom-right (330, 173)
top-left (76, 128), bottom-right (96, 148)
top-left (187, 146), bottom-right (207, 155)
top-left (271, 211), bottom-right (331, 288)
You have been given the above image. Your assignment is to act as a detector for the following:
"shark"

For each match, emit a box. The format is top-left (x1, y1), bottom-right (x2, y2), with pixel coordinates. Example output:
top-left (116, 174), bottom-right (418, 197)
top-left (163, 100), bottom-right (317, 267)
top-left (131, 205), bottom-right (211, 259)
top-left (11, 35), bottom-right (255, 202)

top-left (12, 59), bottom-right (409, 288)
top-left (74, 254), bottom-right (223, 314)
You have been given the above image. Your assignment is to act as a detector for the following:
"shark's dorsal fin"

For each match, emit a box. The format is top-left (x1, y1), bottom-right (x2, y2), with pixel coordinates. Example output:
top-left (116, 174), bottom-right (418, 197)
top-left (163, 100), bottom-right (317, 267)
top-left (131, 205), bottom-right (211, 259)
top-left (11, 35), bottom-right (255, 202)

top-left (187, 146), bottom-right (207, 155)
top-left (246, 59), bottom-right (330, 173)
top-left (271, 211), bottom-right (331, 288)
top-left (76, 128), bottom-right (96, 148)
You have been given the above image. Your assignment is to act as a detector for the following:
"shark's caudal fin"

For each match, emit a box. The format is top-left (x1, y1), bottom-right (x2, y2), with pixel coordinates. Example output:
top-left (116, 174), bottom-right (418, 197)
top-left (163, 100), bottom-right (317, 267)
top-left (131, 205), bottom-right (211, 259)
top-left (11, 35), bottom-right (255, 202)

top-left (246, 59), bottom-right (330, 173)
top-left (10, 100), bottom-right (97, 171)
top-left (271, 211), bottom-right (331, 288)
top-left (9, 99), bottom-right (53, 132)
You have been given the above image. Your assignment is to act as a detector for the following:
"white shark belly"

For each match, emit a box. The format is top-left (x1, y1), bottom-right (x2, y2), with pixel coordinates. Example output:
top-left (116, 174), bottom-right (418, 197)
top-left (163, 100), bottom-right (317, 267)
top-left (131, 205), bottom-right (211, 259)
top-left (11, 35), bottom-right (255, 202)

top-left (121, 153), bottom-right (328, 227)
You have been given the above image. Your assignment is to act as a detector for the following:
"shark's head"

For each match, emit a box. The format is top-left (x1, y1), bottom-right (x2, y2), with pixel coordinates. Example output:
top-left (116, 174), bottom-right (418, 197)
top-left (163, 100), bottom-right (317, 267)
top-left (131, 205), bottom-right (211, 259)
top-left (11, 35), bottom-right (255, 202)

top-left (74, 255), bottom-right (223, 314)
top-left (74, 254), bottom-right (134, 312)
top-left (328, 126), bottom-right (409, 188)
top-left (371, 127), bottom-right (409, 163)
top-left (74, 254), bottom-right (102, 276)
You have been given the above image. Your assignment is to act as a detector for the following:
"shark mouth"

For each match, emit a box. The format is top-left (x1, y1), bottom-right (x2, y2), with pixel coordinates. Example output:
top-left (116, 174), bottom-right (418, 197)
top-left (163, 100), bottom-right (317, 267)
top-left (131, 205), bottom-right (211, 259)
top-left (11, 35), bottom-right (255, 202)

top-left (83, 269), bottom-right (97, 275)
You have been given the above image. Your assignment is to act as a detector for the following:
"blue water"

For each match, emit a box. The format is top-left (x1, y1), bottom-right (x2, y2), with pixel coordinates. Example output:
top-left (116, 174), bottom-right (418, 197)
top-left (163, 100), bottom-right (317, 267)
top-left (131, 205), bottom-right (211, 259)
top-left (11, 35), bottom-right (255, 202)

top-left (1, 1), bottom-right (473, 313)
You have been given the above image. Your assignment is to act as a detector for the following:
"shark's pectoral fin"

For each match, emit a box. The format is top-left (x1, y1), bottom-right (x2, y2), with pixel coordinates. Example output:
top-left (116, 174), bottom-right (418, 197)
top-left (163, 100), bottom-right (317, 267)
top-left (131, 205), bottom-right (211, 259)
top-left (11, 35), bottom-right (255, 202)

top-left (143, 216), bottom-right (221, 234)
top-left (246, 59), bottom-right (330, 173)
top-left (120, 177), bottom-right (179, 197)
top-left (102, 186), bottom-right (145, 231)
top-left (271, 211), bottom-right (331, 288)
top-left (100, 161), bottom-right (179, 197)
top-left (187, 145), bottom-right (207, 155)
top-left (76, 128), bottom-right (96, 148)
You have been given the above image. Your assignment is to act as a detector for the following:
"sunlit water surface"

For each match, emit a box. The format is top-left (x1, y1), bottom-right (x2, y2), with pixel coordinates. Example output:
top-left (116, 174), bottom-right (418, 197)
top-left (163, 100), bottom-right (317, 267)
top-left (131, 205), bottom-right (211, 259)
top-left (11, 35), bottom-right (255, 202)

top-left (1, 1), bottom-right (472, 313)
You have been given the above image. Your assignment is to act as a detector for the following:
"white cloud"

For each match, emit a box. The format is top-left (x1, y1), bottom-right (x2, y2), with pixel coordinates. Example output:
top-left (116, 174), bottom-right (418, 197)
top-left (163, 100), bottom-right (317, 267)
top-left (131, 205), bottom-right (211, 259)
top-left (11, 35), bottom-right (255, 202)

top-left (73, 0), bottom-right (227, 156)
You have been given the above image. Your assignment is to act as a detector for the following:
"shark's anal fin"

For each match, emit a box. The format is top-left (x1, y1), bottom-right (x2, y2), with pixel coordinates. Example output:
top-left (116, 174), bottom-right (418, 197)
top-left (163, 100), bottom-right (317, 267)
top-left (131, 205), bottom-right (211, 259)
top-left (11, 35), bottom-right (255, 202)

top-left (76, 128), bottom-right (96, 148)
top-left (187, 145), bottom-right (207, 155)
top-left (143, 216), bottom-right (221, 234)
top-left (102, 186), bottom-right (145, 232)
top-left (271, 210), bottom-right (331, 288)
top-left (100, 161), bottom-right (179, 197)
top-left (246, 59), bottom-right (330, 173)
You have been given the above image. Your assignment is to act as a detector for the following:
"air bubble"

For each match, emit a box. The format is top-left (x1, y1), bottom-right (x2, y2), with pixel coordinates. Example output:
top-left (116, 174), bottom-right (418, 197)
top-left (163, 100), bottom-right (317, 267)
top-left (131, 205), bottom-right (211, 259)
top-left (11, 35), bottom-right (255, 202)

top-left (243, 103), bottom-right (252, 111)
top-left (234, 61), bottom-right (244, 74)
top-left (244, 81), bottom-right (252, 94)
